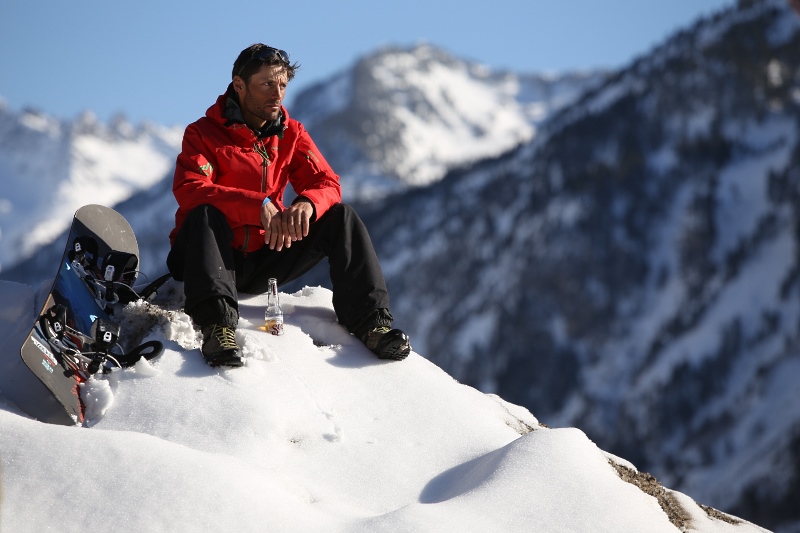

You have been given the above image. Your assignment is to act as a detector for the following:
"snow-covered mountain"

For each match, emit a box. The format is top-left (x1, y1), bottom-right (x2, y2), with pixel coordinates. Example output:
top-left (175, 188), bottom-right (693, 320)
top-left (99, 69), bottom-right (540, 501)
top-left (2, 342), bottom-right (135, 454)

top-left (0, 280), bottom-right (770, 532)
top-left (347, 1), bottom-right (800, 530)
top-left (291, 44), bottom-right (602, 199)
top-left (0, 103), bottom-right (183, 272)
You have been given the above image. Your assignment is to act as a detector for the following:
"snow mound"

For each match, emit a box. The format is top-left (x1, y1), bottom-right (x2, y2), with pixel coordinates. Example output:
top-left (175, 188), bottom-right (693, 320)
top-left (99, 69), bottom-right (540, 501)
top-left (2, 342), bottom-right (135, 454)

top-left (0, 282), bottom-right (768, 532)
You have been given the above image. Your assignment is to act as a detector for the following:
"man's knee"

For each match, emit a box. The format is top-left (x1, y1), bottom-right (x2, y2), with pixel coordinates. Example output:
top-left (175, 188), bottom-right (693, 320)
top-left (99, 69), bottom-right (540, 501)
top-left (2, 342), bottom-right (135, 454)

top-left (181, 204), bottom-right (234, 242)
top-left (185, 204), bottom-right (227, 225)
top-left (324, 203), bottom-right (360, 226)
top-left (169, 204), bottom-right (234, 277)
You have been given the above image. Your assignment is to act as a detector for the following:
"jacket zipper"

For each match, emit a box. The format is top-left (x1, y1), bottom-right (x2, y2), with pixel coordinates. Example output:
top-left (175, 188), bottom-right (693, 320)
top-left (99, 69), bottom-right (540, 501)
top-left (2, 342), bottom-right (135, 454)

top-left (255, 140), bottom-right (271, 193)
top-left (249, 140), bottom-right (272, 255)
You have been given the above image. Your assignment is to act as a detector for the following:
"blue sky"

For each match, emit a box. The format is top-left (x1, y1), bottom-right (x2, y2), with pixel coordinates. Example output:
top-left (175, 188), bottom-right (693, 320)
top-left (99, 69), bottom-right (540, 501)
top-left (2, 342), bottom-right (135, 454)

top-left (0, 0), bottom-right (734, 127)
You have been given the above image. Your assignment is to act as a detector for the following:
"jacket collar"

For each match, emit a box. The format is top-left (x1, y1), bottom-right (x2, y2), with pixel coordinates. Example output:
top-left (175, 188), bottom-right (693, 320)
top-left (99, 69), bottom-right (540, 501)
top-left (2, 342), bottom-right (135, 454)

top-left (211, 83), bottom-right (287, 139)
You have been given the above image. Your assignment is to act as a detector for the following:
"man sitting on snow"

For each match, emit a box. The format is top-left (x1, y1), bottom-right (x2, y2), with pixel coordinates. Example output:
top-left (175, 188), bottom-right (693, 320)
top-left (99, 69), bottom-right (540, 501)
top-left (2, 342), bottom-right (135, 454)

top-left (166, 43), bottom-right (410, 367)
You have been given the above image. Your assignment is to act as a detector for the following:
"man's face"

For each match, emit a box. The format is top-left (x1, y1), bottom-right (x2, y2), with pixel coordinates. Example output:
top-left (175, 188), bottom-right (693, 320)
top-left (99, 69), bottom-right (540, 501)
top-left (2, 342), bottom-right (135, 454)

top-left (234, 64), bottom-right (288, 126)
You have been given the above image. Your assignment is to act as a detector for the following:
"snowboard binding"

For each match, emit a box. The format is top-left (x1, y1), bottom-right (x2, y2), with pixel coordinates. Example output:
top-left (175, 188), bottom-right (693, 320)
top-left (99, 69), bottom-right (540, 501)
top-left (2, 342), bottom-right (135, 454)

top-left (38, 304), bottom-right (163, 380)
top-left (68, 236), bottom-right (169, 311)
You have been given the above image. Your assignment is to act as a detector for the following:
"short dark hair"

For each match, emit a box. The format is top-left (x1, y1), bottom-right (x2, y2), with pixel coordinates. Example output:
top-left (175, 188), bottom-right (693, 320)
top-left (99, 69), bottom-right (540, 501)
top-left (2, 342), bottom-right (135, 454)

top-left (232, 43), bottom-right (299, 82)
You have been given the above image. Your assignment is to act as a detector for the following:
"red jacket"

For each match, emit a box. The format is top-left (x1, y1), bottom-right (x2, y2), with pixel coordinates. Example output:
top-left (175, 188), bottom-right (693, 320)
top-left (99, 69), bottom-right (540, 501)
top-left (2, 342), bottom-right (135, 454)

top-left (170, 90), bottom-right (342, 253)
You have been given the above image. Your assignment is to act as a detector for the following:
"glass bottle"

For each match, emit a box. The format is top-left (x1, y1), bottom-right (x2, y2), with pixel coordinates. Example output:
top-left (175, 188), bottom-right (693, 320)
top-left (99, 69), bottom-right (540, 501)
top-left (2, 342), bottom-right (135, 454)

top-left (264, 278), bottom-right (284, 336)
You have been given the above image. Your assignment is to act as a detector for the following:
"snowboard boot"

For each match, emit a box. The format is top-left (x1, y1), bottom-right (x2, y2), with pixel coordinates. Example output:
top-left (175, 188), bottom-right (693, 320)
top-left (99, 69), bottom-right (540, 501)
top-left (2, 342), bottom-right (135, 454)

top-left (353, 308), bottom-right (410, 361)
top-left (190, 296), bottom-right (241, 367)
top-left (361, 325), bottom-right (411, 361)
top-left (201, 325), bottom-right (243, 367)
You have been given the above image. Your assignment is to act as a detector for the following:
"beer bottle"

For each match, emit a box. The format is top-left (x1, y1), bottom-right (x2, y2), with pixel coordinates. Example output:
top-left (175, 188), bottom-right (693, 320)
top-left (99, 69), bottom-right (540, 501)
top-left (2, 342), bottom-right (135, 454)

top-left (264, 278), bottom-right (284, 336)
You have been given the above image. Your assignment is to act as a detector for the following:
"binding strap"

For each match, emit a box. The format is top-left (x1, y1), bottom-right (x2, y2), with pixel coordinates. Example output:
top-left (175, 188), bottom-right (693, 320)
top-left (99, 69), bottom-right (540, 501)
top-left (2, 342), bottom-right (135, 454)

top-left (68, 236), bottom-right (99, 269)
top-left (101, 251), bottom-right (138, 284)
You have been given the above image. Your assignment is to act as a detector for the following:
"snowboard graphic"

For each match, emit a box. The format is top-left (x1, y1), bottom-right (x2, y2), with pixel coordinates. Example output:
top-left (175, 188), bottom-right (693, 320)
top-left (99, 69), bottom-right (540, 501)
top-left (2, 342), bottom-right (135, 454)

top-left (6, 205), bottom-right (163, 425)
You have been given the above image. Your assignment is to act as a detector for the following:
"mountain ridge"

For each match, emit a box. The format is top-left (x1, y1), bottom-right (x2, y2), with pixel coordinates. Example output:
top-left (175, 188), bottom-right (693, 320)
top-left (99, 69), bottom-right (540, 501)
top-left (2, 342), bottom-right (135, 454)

top-left (291, 43), bottom-right (603, 199)
top-left (0, 103), bottom-right (182, 272)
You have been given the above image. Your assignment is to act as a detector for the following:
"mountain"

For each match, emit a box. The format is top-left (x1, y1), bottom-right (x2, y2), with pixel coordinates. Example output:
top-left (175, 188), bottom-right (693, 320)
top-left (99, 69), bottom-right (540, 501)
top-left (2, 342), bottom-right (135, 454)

top-left (0, 103), bottom-right (183, 272)
top-left (290, 44), bottom-right (602, 199)
top-left (348, 0), bottom-right (800, 530)
top-left (0, 280), bottom-right (770, 532)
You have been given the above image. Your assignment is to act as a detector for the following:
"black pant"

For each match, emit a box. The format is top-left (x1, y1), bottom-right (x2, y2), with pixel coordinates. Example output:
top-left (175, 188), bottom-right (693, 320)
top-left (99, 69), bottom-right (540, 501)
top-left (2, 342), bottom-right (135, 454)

top-left (166, 203), bottom-right (390, 332)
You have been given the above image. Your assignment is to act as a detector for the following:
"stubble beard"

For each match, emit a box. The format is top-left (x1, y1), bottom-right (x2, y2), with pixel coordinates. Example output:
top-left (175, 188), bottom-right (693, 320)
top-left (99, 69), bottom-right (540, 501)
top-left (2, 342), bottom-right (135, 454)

top-left (243, 92), bottom-right (281, 126)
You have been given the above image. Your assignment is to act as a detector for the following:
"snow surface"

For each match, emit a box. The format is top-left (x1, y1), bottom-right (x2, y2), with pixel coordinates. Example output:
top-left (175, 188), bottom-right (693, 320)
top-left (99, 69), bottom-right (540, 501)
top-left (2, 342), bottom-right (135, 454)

top-left (0, 281), bottom-right (767, 532)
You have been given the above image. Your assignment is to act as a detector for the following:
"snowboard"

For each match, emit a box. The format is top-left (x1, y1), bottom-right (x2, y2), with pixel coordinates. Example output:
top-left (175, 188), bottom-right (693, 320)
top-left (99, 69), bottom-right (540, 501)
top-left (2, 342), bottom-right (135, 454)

top-left (4, 205), bottom-right (165, 426)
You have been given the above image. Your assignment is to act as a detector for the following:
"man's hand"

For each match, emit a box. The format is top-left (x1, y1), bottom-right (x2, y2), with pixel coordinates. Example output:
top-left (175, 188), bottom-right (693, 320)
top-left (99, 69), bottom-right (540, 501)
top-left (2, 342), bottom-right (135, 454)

top-left (261, 200), bottom-right (313, 251)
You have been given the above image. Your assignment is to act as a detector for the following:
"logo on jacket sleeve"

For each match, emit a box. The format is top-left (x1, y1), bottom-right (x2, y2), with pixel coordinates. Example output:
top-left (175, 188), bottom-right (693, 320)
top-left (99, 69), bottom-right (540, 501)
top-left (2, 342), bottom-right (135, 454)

top-left (199, 162), bottom-right (213, 176)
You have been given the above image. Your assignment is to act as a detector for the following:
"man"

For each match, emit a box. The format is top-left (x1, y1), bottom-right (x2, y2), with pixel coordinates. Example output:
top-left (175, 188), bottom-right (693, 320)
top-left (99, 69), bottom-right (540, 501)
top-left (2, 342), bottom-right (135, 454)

top-left (167, 43), bottom-right (410, 367)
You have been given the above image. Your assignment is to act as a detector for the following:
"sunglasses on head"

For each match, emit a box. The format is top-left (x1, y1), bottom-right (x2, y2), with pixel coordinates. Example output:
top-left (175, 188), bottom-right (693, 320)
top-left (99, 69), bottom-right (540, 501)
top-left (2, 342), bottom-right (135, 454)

top-left (237, 46), bottom-right (290, 77)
